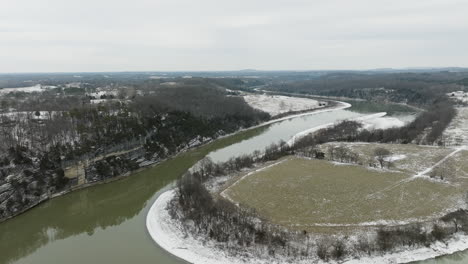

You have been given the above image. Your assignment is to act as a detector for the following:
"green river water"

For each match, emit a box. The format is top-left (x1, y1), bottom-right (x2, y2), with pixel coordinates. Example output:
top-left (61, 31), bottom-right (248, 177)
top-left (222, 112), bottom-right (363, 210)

top-left (0, 106), bottom-right (465, 264)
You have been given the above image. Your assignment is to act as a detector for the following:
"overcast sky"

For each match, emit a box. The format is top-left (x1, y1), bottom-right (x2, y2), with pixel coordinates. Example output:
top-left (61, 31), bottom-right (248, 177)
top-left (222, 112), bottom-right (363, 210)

top-left (1, 0), bottom-right (468, 72)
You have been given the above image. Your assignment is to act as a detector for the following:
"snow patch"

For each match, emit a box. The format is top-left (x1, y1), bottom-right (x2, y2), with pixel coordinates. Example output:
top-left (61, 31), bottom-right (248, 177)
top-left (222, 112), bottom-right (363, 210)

top-left (384, 154), bottom-right (407, 162)
top-left (361, 116), bottom-right (406, 130)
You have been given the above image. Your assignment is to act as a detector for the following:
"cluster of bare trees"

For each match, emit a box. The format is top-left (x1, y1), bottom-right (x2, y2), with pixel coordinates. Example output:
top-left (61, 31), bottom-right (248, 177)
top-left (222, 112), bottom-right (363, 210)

top-left (175, 175), bottom-right (289, 252)
top-left (352, 102), bottom-right (456, 145)
top-left (326, 144), bottom-right (360, 164)
top-left (373, 147), bottom-right (392, 168)
top-left (134, 82), bottom-right (269, 120)
top-left (371, 209), bottom-right (468, 254)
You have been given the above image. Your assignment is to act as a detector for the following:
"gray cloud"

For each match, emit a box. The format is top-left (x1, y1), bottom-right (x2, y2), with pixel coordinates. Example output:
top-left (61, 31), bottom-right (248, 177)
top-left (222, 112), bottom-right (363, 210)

top-left (1, 0), bottom-right (467, 72)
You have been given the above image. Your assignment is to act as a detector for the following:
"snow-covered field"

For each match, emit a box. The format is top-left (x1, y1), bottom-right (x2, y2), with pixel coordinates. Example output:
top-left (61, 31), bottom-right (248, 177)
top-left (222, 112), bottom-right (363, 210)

top-left (147, 190), bottom-right (468, 264)
top-left (243, 94), bottom-right (325, 116)
top-left (0, 84), bottom-right (56, 96)
top-left (446, 92), bottom-right (468, 146)
top-left (443, 107), bottom-right (468, 146)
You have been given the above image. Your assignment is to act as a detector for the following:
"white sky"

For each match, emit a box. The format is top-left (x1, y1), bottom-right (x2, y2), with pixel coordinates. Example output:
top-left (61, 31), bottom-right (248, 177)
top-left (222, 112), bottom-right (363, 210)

top-left (1, 0), bottom-right (468, 72)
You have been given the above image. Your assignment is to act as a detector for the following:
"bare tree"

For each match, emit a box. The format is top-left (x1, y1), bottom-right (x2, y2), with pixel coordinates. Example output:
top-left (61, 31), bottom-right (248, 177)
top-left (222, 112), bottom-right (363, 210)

top-left (374, 147), bottom-right (391, 168)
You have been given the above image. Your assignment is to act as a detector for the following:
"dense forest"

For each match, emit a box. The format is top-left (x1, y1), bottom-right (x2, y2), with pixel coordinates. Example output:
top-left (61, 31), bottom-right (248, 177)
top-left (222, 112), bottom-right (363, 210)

top-left (0, 78), bottom-right (268, 221)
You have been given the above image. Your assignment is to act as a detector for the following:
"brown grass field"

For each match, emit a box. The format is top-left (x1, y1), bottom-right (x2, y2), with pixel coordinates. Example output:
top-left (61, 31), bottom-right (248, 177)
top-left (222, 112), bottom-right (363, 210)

top-left (222, 150), bottom-right (468, 234)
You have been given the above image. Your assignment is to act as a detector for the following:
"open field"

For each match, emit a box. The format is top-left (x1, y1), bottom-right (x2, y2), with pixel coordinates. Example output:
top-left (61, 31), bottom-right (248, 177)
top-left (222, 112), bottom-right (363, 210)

top-left (321, 142), bottom-right (456, 175)
top-left (243, 94), bottom-right (325, 116)
top-left (450, 150), bottom-right (468, 179)
top-left (221, 154), bottom-right (468, 233)
top-left (443, 107), bottom-right (468, 146)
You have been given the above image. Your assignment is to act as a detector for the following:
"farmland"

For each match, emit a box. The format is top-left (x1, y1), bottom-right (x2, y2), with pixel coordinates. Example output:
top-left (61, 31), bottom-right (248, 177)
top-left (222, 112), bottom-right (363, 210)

top-left (221, 149), bottom-right (468, 234)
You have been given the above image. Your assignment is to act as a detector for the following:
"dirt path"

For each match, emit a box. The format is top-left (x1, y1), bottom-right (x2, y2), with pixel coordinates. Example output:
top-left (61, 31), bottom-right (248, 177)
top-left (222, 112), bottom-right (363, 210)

top-left (366, 146), bottom-right (466, 200)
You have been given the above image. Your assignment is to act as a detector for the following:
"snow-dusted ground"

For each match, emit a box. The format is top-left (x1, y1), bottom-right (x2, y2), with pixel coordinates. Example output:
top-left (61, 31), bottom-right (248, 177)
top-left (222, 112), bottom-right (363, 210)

top-left (0, 84), bottom-right (56, 95)
top-left (260, 101), bottom-right (351, 128)
top-left (243, 94), bottom-right (325, 116)
top-left (445, 92), bottom-right (468, 145)
top-left (361, 116), bottom-right (406, 130)
top-left (147, 190), bottom-right (468, 264)
top-left (220, 159), bottom-right (287, 204)
top-left (443, 107), bottom-right (468, 146)
top-left (414, 146), bottom-right (466, 178)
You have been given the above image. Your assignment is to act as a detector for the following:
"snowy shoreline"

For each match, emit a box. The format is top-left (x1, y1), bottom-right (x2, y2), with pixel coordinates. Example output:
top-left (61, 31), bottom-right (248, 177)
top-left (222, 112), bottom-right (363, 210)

top-left (286, 112), bottom-right (387, 146)
top-left (147, 190), bottom-right (468, 264)
top-left (258, 100), bottom-right (351, 127)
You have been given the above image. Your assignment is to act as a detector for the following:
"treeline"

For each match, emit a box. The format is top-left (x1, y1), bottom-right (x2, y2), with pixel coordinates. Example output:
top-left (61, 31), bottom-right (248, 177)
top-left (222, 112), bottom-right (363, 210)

top-left (134, 83), bottom-right (269, 119)
top-left (175, 176), bottom-right (289, 252)
top-left (267, 71), bottom-right (466, 106)
top-left (316, 214), bottom-right (468, 262)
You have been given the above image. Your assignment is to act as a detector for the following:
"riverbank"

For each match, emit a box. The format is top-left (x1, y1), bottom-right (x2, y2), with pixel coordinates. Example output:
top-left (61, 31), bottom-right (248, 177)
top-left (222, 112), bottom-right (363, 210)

top-left (148, 189), bottom-right (468, 264)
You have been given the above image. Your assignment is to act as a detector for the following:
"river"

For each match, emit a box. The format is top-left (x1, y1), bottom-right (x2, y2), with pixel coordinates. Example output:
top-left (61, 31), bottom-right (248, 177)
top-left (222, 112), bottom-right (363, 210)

top-left (0, 104), bottom-right (462, 264)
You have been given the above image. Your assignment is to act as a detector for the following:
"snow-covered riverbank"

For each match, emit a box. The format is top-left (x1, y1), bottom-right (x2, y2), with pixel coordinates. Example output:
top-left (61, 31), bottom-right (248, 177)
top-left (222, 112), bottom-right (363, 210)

top-left (259, 100), bottom-right (351, 127)
top-left (147, 190), bottom-right (468, 264)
